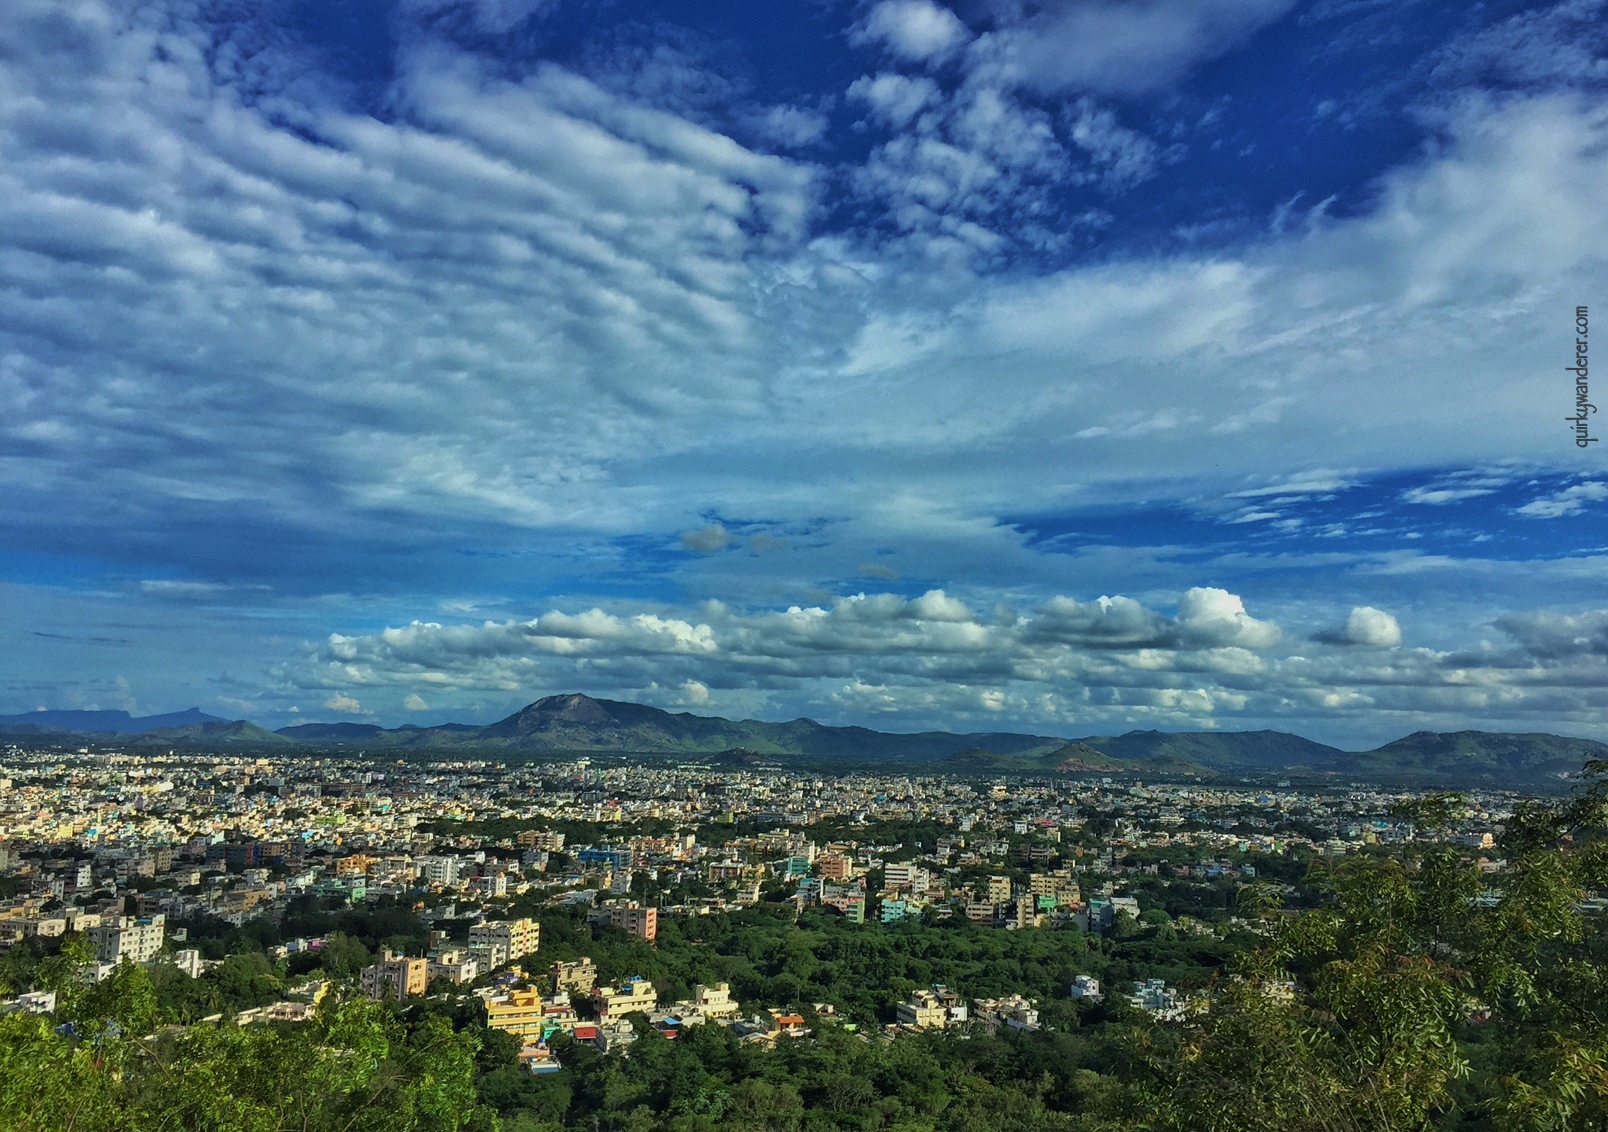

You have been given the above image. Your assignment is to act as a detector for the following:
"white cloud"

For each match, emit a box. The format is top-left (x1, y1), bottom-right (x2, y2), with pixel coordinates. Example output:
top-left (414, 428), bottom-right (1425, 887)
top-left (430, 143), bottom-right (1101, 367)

top-left (755, 105), bottom-right (830, 148)
top-left (682, 524), bottom-right (733, 552)
top-left (1175, 587), bottom-right (1282, 648)
top-left (1331, 606), bottom-right (1404, 647)
top-left (404, 692), bottom-right (429, 710)
top-left (1402, 486), bottom-right (1496, 505)
top-left (325, 693), bottom-right (363, 714)
top-left (1065, 98), bottom-right (1163, 187)
top-left (681, 679), bottom-right (711, 705)
top-left (853, 1), bottom-right (973, 63)
top-left (1517, 481), bottom-right (1608, 517)
top-left (976, 0), bottom-right (1299, 95)
top-left (848, 73), bottom-right (941, 127)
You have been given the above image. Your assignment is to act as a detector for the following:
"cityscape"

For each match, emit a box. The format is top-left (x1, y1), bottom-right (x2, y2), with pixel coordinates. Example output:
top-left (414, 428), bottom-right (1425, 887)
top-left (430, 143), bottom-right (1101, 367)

top-left (4, 721), bottom-right (1604, 1127)
top-left (4, 0), bottom-right (1607, 1126)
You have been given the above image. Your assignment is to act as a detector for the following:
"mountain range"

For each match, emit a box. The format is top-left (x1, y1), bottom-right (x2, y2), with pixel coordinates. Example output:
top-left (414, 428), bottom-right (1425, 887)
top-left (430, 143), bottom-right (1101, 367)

top-left (3, 693), bottom-right (1605, 785)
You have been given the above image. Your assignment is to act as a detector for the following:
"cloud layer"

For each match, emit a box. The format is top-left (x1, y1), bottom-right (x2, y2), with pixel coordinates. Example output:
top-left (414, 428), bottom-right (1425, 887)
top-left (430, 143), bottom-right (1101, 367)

top-left (3, 0), bottom-right (1607, 743)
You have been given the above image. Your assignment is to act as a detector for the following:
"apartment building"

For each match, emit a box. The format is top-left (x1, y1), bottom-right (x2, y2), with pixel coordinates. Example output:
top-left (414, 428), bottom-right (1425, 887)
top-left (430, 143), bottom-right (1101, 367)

top-left (86, 914), bottom-right (165, 965)
top-left (595, 977), bottom-right (657, 1020)
top-left (551, 957), bottom-right (597, 995)
top-left (594, 902), bottom-right (657, 942)
top-left (484, 987), bottom-right (547, 1041)
top-left (360, 951), bottom-right (429, 1001)
top-left (693, 982), bottom-right (739, 1018)
top-left (467, 917), bottom-right (539, 968)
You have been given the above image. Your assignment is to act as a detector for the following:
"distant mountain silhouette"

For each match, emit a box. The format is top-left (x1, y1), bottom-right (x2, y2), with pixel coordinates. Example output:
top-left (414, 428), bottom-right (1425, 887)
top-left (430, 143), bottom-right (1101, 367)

top-left (0, 707), bottom-right (223, 734)
top-left (7, 693), bottom-right (1605, 785)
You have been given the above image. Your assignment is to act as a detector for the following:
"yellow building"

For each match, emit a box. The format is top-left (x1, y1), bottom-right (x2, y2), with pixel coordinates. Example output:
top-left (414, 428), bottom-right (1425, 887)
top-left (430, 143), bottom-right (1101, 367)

top-left (360, 951), bottom-right (429, 1001)
top-left (596, 977), bottom-right (657, 1020)
top-left (484, 988), bottom-right (547, 1041)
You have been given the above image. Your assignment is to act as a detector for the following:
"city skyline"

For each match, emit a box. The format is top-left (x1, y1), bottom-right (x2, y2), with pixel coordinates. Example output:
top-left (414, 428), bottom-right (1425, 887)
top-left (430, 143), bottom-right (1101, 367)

top-left (3, 0), bottom-right (1606, 747)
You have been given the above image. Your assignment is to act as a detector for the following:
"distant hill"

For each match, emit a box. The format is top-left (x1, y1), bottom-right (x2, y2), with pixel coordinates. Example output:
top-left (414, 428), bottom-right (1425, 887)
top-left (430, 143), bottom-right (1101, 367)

top-left (394, 693), bottom-right (1067, 762)
top-left (1069, 729), bottom-right (1345, 770)
top-left (276, 722), bottom-right (386, 740)
top-left (5, 693), bottom-right (1605, 785)
top-left (942, 740), bottom-right (1217, 778)
top-left (0, 707), bottom-right (223, 735)
top-left (135, 720), bottom-right (291, 746)
top-left (1326, 731), bottom-right (1608, 782)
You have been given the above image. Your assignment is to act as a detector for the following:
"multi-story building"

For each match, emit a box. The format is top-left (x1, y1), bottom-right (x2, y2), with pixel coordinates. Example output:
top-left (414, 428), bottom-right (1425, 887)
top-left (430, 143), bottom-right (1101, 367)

top-left (359, 951), bottom-right (429, 1001)
top-left (467, 917), bottom-right (539, 968)
top-left (895, 989), bottom-right (950, 1029)
top-left (594, 902), bottom-right (657, 941)
top-left (693, 982), bottom-right (738, 1018)
top-left (484, 987), bottom-right (547, 1041)
top-left (416, 855), bottom-right (462, 886)
top-left (595, 977), bottom-right (657, 1020)
top-left (427, 947), bottom-right (479, 985)
top-left (551, 957), bottom-right (597, 996)
top-left (972, 995), bottom-right (1040, 1034)
top-left (883, 863), bottom-right (928, 892)
top-left (817, 853), bottom-right (853, 880)
top-left (86, 914), bottom-right (165, 965)
top-left (986, 875), bottom-right (1013, 903)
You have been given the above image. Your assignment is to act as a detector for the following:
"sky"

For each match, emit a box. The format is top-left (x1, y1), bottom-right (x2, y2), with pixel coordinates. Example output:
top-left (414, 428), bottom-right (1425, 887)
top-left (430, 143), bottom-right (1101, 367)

top-left (2, 0), bottom-right (1606, 749)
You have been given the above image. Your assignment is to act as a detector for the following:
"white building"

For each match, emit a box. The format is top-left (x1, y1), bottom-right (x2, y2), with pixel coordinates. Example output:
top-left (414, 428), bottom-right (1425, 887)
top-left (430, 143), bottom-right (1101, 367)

top-left (86, 914), bottom-right (165, 965)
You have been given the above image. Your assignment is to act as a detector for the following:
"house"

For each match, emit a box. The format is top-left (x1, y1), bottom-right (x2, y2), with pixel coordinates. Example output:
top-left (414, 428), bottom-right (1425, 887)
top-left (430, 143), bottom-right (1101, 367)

top-left (1070, 975), bottom-right (1104, 1002)
top-left (973, 995), bottom-right (1039, 1034)
top-left (768, 1009), bottom-right (808, 1036)
top-left (895, 986), bottom-right (966, 1029)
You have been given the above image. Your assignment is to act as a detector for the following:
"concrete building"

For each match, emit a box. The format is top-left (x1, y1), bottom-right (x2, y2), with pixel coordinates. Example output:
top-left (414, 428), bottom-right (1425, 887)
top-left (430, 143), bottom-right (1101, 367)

top-left (467, 917), bottom-right (539, 968)
top-left (596, 902), bottom-right (657, 942)
top-left (1070, 975), bottom-right (1104, 1002)
top-left (360, 951), bottom-right (429, 1001)
top-left (596, 977), bottom-right (657, 1020)
top-left (895, 989), bottom-right (949, 1029)
top-left (551, 957), bottom-right (597, 995)
top-left (427, 947), bottom-right (479, 985)
top-left (485, 987), bottom-right (547, 1041)
top-left (693, 982), bottom-right (738, 1018)
top-left (86, 914), bottom-right (165, 965)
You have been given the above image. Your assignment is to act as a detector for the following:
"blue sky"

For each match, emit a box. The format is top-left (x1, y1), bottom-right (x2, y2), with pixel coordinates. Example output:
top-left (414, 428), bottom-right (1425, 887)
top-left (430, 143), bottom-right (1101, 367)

top-left (3, 0), bottom-right (1607, 748)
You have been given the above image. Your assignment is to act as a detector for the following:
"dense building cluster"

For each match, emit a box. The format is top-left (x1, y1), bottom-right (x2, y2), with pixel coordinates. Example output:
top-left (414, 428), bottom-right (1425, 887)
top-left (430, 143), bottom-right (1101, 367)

top-left (0, 741), bottom-right (1534, 1045)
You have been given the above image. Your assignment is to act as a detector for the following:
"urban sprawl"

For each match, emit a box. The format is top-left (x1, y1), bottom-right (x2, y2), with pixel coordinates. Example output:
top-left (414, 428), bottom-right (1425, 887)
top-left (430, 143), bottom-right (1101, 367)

top-left (0, 744), bottom-right (1561, 1078)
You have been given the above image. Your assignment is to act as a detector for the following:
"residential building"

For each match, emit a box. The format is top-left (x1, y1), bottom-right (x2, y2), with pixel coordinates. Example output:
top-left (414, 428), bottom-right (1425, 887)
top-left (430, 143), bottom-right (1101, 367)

top-left (86, 914), bottom-right (165, 965)
top-left (485, 988), bottom-right (547, 1041)
top-left (597, 902), bottom-right (657, 941)
top-left (427, 947), bottom-right (479, 985)
top-left (551, 957), bottom-right (598, 995)
top-left (693, 982), bottom-right (738, 1018)
top-left (360, 951), bottom-right (429, 1001)
top-left (973, 995), bottom-right (1040, 1034)
top-left (595, 977), bottom-right (657, 1020)
top-left (895, 989), bottom-right (949, 1029)
top-left (467, 917), bottom-right (539, 968)
top-left (1070, 975), bottom-right (1104, 1002)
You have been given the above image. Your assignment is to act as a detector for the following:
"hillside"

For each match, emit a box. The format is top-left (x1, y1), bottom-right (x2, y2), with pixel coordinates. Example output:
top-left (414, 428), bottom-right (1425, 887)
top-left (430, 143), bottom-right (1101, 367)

top-left (0, 707), bottom-right (223, 735)
top-left (6, 692), bottom-right (1605, 784)
top-left (1330, 730), bottom-right (1608, 781)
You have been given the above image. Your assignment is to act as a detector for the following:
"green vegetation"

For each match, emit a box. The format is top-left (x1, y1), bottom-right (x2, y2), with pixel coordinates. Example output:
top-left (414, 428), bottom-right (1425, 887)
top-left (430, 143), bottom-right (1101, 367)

top-left (3, 768), bottom-right (1604, 1130)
